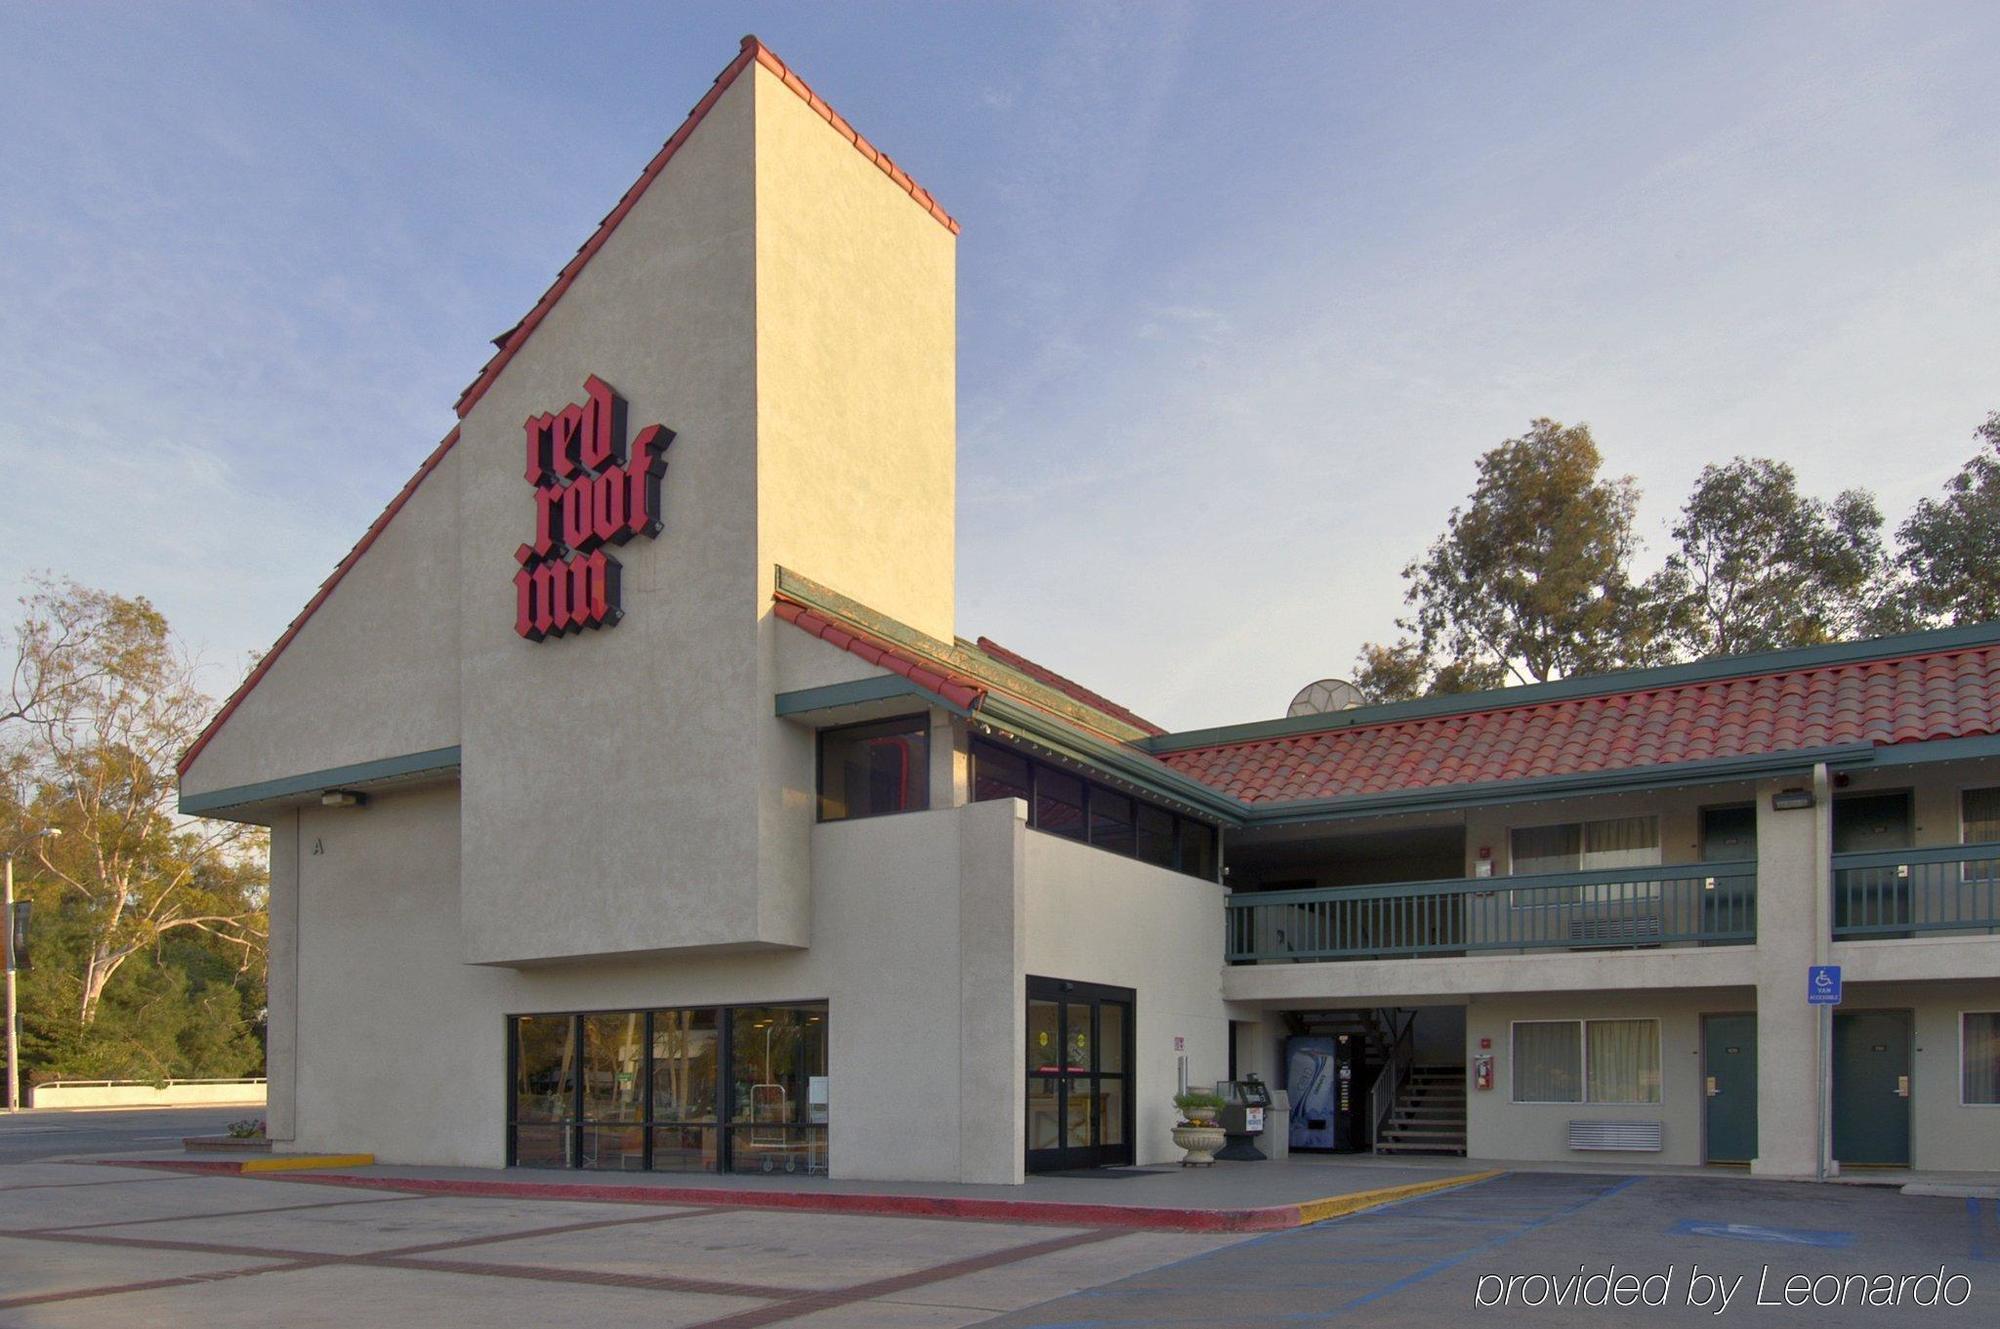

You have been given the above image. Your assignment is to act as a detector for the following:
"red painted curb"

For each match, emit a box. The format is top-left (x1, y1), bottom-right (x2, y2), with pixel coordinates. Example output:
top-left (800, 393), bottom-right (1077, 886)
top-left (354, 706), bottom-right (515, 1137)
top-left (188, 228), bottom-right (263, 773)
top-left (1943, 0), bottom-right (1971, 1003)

top-left (99, 1161), bottom-right (1300, 1232)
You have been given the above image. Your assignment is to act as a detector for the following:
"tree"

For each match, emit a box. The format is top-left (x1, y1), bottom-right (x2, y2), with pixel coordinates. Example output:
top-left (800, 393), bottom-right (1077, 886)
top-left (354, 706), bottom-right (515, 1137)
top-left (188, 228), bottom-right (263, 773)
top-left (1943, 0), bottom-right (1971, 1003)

top-left (1647, 458), bottom-right (1896, 658)
top-left (1374, 418), bottom-right (1656, 689)
top-left (3, 580), bottom-right (266, 1032)
top-left (1351, 638), bottom-right (1507, 703)
top-left (1895, 411), bottom-right (2000, 626)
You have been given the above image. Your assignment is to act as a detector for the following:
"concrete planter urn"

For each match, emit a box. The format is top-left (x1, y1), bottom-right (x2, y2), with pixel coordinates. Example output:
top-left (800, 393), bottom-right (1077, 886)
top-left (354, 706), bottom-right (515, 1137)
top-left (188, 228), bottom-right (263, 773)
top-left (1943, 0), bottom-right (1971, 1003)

top-left (1171, 1122), bottom-right (1226, 1167)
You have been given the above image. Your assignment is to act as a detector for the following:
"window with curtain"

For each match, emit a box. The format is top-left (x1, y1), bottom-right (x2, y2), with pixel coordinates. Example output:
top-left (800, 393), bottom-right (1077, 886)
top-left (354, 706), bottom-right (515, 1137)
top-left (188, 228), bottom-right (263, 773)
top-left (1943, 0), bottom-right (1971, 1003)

top-left (1964, 1012), bottom-right (2000, 1106)
top-left (1511, 817), bottom-right (1660, 906)
top-left (1963, 788), bottom-right (2000, 844)
top-left (1586, 1019), bottom-right (1662, 1104)
top-left (1512, 1021), bottom-right (1582, 1102)
top-left (1513, 1019), bottom-right (1661, 1104)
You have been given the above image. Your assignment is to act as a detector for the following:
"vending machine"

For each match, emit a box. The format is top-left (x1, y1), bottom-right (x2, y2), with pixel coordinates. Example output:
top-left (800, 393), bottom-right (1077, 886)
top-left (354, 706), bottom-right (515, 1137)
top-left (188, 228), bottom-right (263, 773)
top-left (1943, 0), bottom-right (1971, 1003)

top-left (1286, 1034), bottom-right (1366, 1152)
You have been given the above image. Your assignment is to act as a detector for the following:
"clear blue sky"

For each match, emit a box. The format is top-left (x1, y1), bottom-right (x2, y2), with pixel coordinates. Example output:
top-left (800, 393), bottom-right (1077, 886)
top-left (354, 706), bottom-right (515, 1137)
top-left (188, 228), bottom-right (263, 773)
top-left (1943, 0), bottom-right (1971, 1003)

top-left (3, 2), bottom-right (1996, 730)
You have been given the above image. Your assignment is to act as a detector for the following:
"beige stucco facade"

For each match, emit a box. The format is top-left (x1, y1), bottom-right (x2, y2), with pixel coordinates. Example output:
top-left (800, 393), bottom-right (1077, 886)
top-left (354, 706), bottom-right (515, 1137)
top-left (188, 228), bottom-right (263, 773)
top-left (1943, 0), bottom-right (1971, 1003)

top-left (180, 40), bottom-right (1996, 1188)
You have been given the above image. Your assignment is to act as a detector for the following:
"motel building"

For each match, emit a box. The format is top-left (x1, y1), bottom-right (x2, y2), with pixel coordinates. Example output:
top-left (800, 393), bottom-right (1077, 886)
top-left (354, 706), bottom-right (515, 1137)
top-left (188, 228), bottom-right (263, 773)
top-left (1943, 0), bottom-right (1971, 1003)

top-left (177, 38), bottom-right (2000, 1185)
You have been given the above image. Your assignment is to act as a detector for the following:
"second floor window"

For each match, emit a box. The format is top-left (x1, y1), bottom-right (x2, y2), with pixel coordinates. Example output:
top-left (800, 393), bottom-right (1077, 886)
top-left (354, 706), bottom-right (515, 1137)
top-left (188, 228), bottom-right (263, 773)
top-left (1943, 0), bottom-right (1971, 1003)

top-left (818, 715), bottom-right (929, 821)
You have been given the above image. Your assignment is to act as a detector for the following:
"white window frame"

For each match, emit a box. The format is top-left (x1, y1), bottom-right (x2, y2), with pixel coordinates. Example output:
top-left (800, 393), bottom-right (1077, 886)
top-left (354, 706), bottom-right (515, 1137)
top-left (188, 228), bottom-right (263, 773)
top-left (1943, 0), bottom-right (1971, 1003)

top-left (1960, 1010), bottom-right (2000, 1108)
top-left (1509, 1018), bottom-right (1664, 1106)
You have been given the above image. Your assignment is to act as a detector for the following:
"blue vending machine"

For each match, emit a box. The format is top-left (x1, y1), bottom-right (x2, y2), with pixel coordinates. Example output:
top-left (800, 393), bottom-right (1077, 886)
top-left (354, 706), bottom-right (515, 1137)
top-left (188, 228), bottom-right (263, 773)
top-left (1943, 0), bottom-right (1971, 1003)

top-left (1287, 1034), bottom-right (1364, 1151)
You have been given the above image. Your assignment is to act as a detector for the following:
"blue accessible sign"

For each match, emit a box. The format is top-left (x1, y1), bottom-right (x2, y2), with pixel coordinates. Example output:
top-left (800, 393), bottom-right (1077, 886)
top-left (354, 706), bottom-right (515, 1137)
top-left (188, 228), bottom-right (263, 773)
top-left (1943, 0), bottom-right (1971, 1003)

top-left (1807, 964), bottom-right (1842, 1005)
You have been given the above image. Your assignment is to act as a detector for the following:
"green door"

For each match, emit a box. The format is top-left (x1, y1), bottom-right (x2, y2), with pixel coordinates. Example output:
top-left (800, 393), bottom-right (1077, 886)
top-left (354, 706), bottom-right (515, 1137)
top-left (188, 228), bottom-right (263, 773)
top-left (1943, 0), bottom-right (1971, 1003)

top-left (1702, 1014), bottom-right (1758, 1164)
top-left (1833, 1009), bottom-right (1912, 1167)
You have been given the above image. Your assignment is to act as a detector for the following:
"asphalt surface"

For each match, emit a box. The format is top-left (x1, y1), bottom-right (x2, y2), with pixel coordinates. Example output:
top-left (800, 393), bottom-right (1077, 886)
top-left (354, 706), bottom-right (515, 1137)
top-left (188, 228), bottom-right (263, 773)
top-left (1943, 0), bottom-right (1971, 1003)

top-left (981, 1172), bottom-right (1999, 1326)
top-left (0, 1107), bottom-right (245, 1164)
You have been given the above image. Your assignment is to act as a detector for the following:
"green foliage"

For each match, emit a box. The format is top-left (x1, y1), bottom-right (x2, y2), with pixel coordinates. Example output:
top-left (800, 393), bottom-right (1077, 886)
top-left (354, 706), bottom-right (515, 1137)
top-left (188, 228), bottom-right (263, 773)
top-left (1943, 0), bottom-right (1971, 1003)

top-left (1647, 458), bottom-right (1899, 658)
top-left (1895, 412), bottom-right (2000, 626)
top-left (1172, 1089), bottom-right (1225, 1115)
top-left (1359, 419), bottom-right (1656, 695)
top-left (4, 578), bottom-right (266, 1082)
top-left (226, 1116), bottom-right (266, 1139)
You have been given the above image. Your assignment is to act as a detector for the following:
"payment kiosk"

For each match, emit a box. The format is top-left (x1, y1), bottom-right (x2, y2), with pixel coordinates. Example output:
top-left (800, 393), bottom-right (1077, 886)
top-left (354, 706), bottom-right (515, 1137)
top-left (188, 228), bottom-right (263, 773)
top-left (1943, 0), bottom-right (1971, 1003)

top-left (1214, 1075), bottom-right (1271, 1161)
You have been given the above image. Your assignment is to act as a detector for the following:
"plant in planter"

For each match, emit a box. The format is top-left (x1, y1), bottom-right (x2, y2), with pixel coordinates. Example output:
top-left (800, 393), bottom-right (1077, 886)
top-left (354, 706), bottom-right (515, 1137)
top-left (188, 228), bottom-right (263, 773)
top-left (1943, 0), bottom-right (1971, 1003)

top-left (225, 1117), bottom-right (266, 1140)
top-left (1170, 1091), bottom-right (1227, 1167)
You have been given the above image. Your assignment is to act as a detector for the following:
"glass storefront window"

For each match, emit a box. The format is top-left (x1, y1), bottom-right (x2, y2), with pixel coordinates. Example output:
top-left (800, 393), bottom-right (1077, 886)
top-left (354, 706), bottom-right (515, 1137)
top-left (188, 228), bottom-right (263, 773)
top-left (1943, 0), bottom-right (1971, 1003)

top-left (651, 1008), bottom-right (718, 1123)
top-left (728, 1005), bottom-right (830, 1175)
top-left (509, 1002), bottom-right (828, 1175)
top-left (818, 716), bottom-right (929, 821)
top-left (514, 1014), bottom-right (577, 1123)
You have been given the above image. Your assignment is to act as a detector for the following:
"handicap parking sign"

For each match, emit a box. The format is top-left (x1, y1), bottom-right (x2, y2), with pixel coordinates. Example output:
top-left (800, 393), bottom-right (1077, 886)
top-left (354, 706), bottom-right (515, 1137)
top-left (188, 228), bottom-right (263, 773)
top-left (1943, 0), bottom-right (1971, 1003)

top-left (1807, 964), bottom-right (1842, 1005)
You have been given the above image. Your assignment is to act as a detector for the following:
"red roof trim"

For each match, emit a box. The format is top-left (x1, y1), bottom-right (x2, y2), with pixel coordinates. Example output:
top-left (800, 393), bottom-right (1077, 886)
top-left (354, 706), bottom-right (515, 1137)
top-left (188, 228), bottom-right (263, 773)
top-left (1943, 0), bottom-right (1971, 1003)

top-left (974, 636), bottom-right (1164, 736)
top-left (454, 35), bottom-right (959, 421)
top-left (177, 427), bottom-right (461, 778)
top-left (774, 597), bottom-right (986, 712)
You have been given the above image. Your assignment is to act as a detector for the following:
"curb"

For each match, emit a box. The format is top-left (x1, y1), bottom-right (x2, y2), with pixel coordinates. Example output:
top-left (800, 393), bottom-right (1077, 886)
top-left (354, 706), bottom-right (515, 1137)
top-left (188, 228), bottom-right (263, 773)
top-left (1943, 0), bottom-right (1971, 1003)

top-left (102, 1160), bottom-right (1501, 1232)
top-left (106, 1154), bottom-right (374, 1176)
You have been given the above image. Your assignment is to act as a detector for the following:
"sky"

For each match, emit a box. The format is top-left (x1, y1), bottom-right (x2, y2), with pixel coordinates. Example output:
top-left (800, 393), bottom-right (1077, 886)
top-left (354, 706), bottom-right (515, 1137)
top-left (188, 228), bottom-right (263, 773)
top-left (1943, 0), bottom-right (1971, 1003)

top-left (2, 1), bottom-right (1997, 732)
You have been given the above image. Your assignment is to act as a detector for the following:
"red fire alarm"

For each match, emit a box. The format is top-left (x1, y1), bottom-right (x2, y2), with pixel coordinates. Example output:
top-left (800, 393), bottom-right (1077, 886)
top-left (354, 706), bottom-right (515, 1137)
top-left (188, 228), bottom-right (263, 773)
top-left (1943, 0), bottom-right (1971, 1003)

top-left (1479, 1036), bottom-right (1492, 1050)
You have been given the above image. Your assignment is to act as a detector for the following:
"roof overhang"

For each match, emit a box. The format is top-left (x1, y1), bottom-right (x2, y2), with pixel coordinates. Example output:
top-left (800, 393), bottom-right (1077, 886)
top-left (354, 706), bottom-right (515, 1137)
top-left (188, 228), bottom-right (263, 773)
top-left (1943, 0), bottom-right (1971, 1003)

top-left (178, 746), bottom-right (462, 823)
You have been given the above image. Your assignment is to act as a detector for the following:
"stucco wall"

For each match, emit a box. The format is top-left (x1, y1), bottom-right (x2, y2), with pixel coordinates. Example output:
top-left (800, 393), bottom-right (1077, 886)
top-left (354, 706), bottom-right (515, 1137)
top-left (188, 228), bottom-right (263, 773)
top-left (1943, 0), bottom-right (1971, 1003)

top-left (1835, 979), bottom-right (2000, 1172)
top-left (285, 784), bottom-right (1033, 1181)
top-left (1021, 826), bottom-right (1231, 1167)
top-left (180, 446), bottom-right (463, 800)
top-left (453, 66), bottom-right (767, 965)
top-left (1464, 987), bottom-right (1752, 1167)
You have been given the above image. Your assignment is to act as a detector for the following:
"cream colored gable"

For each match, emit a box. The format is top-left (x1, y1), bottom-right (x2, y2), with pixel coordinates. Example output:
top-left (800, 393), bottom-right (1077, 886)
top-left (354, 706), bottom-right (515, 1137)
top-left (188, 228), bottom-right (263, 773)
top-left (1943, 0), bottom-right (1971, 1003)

top-left (180, 444), bottom-right (463, 803)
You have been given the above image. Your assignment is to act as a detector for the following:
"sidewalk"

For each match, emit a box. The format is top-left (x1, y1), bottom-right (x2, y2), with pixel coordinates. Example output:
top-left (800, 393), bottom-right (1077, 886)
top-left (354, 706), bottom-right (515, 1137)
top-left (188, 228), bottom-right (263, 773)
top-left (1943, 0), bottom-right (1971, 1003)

top-left (102, 1151), bottom-right (1502, 1232)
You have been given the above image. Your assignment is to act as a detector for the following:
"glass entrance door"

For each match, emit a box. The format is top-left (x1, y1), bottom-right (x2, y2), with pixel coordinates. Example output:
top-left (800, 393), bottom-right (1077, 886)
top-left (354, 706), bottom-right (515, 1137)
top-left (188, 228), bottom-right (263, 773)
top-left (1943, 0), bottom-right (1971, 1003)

top-left (1026, 977), bottom-right (1134, 1172)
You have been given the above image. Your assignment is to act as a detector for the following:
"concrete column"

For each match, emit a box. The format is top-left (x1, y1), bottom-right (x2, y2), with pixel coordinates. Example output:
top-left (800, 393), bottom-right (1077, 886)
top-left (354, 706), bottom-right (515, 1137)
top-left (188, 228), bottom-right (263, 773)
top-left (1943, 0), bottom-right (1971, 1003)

top-left (931, 710), bottom-right (969, 809)
top-left (956, 797), bottom-right (1026, 1183)
top-left (1750, 768), bottom-right (1832, 1178)
top-left (264, 809), bottom-right (300, 1142)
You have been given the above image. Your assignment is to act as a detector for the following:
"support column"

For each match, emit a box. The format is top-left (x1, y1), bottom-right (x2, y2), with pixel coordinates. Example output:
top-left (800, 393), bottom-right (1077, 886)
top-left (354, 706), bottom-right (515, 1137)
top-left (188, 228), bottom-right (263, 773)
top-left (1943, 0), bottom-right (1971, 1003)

top-left (264, 809), bottom-right (300, 1143)
top-left (956, 797), bottom-right (1026, 1183)
top-left (1750, 767), bottom-right (1831, 1178)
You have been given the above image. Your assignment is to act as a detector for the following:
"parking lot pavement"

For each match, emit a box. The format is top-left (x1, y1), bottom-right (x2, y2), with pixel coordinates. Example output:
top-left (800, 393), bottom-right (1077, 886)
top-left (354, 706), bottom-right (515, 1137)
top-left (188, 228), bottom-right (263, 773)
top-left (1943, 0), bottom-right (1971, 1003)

top-left (0, 1162), bottom-right (1248, 1328)
top-left (4, 1164), bottom-right (1995, 1327)
top-left (979, 1171), bottom-right (2000, 1327)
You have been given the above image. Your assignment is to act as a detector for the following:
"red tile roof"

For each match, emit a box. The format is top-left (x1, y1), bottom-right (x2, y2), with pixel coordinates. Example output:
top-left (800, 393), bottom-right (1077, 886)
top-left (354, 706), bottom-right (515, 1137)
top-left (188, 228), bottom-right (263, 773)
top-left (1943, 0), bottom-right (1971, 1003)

top-left (973, 637), bottom-right (1165, 737)
top-left (1158, 645), bottom-right (2000, 804)
top-left (456, 35), bottom-right (958, 420)
top-left (775, 598), bottom-right (986, 712)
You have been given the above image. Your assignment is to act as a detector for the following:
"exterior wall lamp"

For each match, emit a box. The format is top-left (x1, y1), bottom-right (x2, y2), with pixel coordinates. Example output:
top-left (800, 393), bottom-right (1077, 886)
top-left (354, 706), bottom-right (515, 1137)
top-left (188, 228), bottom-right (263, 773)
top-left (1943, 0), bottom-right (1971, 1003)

top-left (1771, 788), bottom-right (1817, 811)
top-left (320, 790), bottom-right (369, 809)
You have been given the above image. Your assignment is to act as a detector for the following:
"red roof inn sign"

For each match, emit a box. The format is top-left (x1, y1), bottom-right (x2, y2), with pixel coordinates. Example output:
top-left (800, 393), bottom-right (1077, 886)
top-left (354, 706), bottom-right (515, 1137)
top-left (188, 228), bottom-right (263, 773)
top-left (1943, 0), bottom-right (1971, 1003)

top-left (513, 376), bottom-right (673, 640)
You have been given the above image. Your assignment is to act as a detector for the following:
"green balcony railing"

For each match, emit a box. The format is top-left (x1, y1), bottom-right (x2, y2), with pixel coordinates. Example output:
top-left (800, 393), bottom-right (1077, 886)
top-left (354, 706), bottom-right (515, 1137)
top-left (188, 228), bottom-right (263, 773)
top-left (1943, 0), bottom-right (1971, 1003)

top-left (1225, 860), bottom-right (1757, 965)
top-left (1831, 840), bottom-right (2000, 940)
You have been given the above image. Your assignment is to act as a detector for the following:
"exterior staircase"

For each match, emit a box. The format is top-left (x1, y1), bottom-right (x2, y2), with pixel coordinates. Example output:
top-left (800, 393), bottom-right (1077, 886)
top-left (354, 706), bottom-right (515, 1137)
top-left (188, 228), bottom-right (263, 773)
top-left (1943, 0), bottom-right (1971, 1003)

top-left (1374, 1064), bottom-right (1467, 1156)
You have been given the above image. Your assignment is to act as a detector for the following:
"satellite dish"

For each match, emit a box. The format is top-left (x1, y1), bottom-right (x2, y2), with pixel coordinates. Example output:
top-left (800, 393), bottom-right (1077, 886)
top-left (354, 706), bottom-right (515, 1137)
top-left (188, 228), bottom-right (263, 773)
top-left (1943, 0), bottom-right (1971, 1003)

top-left (1288, 678), bottom-right (1363, 717)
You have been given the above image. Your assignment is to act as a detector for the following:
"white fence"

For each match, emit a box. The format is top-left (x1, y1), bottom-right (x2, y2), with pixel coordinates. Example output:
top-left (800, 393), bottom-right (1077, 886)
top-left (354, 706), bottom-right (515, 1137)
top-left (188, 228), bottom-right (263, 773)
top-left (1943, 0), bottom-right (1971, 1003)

top-left (29, 1078), bottom-right (267, 1109)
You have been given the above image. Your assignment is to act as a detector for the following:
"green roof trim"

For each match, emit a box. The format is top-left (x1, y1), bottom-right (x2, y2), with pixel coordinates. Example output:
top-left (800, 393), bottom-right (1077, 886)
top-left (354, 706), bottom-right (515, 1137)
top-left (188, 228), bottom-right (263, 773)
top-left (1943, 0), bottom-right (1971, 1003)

top-left (974, 693), bottom-right (1247, 825)
top-left (1141, 619), bottom-right (2000, 755)
top-left (179, 745), bottom-right (463, 818)
top-left (774, 675), bottom-right (942, 718)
